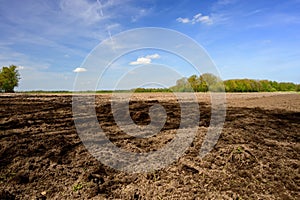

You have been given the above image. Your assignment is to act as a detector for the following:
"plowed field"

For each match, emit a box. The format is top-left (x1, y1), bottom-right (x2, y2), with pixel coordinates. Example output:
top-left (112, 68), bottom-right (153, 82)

top-left (0, 93), bottom-right (299, 199)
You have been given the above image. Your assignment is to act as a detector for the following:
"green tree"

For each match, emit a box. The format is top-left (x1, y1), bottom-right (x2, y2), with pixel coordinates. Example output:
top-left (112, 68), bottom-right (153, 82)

top-left (171, 77), bottom-right (193, 92)
top-left (277, 82), bottom-right (296, 91)
top-left (259, 80), bottom-right (275, 92)
top-left (296, 84), bottom-right (300, 92)
top-left (198, 75), bottom-right (208, 92)
top-left (188, 75), bottom-right (200, 92)
top-left (0, 65), bottom-right (21, 92)
top-left (224, 80), bottom-right (237, 92)
top-left (200, 73), bottom-right (223, 92)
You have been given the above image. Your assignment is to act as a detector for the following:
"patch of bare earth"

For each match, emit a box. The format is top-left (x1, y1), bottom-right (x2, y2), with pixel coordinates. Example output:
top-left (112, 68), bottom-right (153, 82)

top-left (0, 93), bottom-right (299, 199)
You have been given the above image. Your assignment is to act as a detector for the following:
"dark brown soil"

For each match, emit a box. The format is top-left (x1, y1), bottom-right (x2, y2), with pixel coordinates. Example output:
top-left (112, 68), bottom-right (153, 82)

top-left (0, 93), bottom-right (299, 199)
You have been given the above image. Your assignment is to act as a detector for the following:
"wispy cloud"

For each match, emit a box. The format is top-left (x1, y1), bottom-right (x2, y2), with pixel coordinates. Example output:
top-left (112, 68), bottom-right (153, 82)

top-left (177, 13), bottom-right (213, 25)
top-left (59, 0), bottom-right (104, 25)
top-left (247, 12), bottom-right (300, 29)
top-left (146, 54), bottom-right (160, 59)
top-left (129, 54), bottom-right (160, 65)
top-left (17, 66), bottom-right (25, 70)
top-left (0, 0), bottom-right (152, 83)
top-left (131, 9), bottom-right (149, 22)
top-left (73, 67), bottom-right (87, 72)
top-left (0, 45), bottom-right (50, 71)
top-left (244, 9), bottom-right (263, 17)
top-left (176, 17), bottom-right (190, 24)
top-left (216, 0), bottom-right (237, 6)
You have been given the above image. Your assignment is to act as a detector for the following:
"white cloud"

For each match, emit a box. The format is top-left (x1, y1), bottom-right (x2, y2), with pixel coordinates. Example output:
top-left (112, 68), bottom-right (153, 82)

top-left (130, 57), bottom-right (151, 65)
top-left (177, 13), bottom-right (213, 25)
top-left (176, 17), bottom-right (190, 24)
top-left (194, 15), bottom-right (213, 25)
top-left (73, 67), bottom-right (87, 72)
top-left (193, 13), bottom-right (202, 19)
top-left (129, 54), bottom-right (160, 65)
top-left (146, 53), bottom-right (160, 59)
top-left (17, 66), bottom-right (25, 70)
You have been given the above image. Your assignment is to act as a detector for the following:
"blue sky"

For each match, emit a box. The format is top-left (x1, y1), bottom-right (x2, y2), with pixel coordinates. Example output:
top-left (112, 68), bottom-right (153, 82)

top-left (0, 0), bottom-right (299, 90)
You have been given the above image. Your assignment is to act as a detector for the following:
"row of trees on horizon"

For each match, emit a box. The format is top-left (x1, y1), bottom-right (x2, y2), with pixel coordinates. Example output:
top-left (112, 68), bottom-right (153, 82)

top-left (1, 65), bottom-right (299, 93)
top-left (170, 73), bottom-right (300, 92)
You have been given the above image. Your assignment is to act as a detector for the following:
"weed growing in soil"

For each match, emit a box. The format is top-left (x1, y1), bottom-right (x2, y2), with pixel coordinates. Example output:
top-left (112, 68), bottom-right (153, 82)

top-left (72, 182), bottom-right (83, 192)
top-left (236, 146), bottom-right (244, 154)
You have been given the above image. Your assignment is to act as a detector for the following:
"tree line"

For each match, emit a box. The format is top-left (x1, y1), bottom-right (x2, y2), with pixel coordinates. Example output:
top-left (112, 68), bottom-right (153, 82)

top-left (170, 73), bottom-right (300, 92)
top-left (1, 65), bottom-right (299, 93)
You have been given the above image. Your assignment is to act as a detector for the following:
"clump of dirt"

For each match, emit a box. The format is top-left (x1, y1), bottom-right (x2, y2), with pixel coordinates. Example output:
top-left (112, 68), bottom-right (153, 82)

top-left (0, 93), bottom-right (299, 199)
